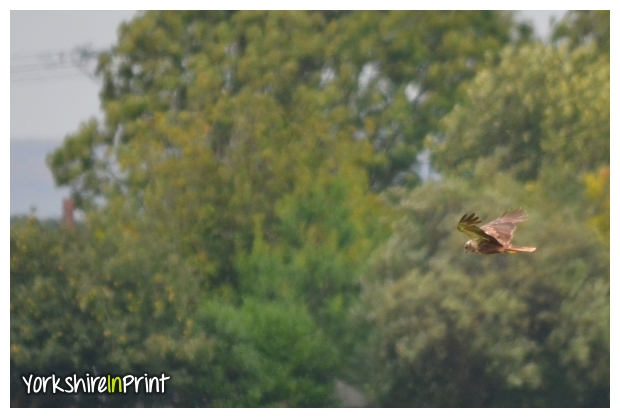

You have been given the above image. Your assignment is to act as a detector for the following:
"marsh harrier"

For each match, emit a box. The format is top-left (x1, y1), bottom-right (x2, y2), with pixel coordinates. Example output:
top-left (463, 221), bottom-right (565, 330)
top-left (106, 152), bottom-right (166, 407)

top-left (457, 209), bottom-right (536, 254)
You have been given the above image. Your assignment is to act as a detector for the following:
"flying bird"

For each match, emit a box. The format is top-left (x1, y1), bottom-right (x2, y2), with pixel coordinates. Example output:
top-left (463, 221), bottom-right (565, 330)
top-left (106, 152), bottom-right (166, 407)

top-left (457, 209), bottom-right (536, 254)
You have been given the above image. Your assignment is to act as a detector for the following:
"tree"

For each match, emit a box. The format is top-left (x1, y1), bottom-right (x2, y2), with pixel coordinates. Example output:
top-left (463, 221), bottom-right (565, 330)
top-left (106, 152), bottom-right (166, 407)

top-left (431, 42), bottom-right (609, 182)
top-left (10, 218), bottom-right (103, 406)
top-left (35, 11), bottom-right (396, 406)
top-left (552, 10), bottom-right (610, 54)
top-left (583, 165), bottom-right (609, 244)
top-left (361, 32), bottom-right (609, 405)
top-left (430, 39), bottom-right (609, 250)
top-left (17, 11), bottom-right (558, 406)
top-left (40, 12), bottom-right (522, 404)
top-left (193, 298), bottom-right (339, 407)
top-left (362, 175), bottom-right (609, 407)
top-left (49, 11), bottom-right (521, 196)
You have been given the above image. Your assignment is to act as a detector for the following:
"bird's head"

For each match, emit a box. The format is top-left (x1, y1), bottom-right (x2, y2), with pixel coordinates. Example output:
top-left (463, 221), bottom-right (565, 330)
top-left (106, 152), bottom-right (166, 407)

top-left (464, 240), bottom-right (476, 253)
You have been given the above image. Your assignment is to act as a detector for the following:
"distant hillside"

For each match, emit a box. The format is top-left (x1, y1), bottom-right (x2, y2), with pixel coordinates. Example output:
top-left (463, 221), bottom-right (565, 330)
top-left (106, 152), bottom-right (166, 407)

top-left (11, 138), bottom-right (68, 218)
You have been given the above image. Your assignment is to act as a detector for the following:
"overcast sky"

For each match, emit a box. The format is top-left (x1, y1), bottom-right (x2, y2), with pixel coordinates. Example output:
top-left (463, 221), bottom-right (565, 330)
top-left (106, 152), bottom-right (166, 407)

top-left (9, 10), bottom-right (567, 217)
top-left (11, 10), bottom-right (139, 141)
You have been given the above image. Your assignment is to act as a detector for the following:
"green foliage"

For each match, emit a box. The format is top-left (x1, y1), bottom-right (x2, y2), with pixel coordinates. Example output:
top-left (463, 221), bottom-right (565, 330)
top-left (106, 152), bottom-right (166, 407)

top-left (552, 10), bottom-right (610, 54)
top-left (12, 11), bottom-right (608, 407)
top-left (583, 166), bottom-right (610, 244)
top-left (49, 11), bottom-right (519, 195)
top-left (235, 172), bottom-right (389, 376)
top-left (194, 298), bottom-right (338, 407)
top-left (10, 219), bottom-right (102, 406)
top-left (362, 176), bottom-right (609, 407)
top-left (38, 10), bottom-right (406, 406)
top-left (331, 11), bottom-right (519, 188)
top-left (431, 42), bottom-right (609, 181)
top-left (364, 32), bottom-right (609, 406)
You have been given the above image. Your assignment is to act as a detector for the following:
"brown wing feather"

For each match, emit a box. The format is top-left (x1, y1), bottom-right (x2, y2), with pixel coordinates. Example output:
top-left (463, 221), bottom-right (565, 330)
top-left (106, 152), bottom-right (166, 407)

top-left (457, 213), bottom-right (500, 244)
top-left (480, 209), bottom-right (528, 246)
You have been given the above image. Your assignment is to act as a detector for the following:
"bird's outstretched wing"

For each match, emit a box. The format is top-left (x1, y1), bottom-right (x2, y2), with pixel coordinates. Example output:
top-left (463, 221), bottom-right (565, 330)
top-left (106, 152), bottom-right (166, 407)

top-left (480, 208), bottom-right (527, 246)
top-left (457, 213), bottom-right (499, 243)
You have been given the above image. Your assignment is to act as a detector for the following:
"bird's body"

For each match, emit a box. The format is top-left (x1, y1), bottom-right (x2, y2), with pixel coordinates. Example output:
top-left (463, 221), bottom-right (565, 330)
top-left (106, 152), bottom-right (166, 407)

top-left (457, 209), bottom-right (536, 255)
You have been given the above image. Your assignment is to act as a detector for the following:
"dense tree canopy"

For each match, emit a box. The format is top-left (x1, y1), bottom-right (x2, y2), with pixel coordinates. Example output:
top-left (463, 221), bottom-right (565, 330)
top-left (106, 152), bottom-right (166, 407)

top-left (553, 10), bottom-right (610, 54)
top-left (12, 11), bottom-right (608, 407)
top-left (360, 14), bottom-right (609, 405)
top-left (361, 174), bottom-right (609, 407)
top-left (49, 11), bottom-right (519, 195)
top-left (431, 42), bottom-right (609, 182)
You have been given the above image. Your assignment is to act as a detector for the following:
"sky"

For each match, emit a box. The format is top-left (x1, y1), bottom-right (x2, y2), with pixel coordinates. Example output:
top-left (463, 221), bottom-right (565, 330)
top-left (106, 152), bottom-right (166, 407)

top-left (11, 11), bottom-right (139, 141)
top-left (9, 10), bottom-right (567, 218)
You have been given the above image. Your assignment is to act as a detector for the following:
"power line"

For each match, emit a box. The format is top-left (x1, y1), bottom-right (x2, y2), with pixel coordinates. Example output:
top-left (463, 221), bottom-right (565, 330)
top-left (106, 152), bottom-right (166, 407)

top-left (10, 47), bottom-right (79, 60)
top-left (11, 44), bottom-right (104, 83)
top-left (11, 71), bottom-right (89, 83)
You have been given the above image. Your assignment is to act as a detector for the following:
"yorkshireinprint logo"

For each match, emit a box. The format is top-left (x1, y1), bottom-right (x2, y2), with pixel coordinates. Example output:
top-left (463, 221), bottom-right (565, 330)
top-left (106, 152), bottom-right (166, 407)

top-left (21, 373), bottom-right (170, 395)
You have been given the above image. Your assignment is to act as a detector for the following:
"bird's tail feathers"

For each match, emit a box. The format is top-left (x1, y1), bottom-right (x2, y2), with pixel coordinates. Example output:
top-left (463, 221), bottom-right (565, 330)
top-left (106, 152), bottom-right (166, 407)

top-left (506, 245), bottom-right (536, 253)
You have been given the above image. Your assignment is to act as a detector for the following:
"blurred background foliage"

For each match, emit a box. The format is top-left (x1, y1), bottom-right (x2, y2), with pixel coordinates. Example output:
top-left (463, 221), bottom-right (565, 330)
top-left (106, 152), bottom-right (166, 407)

top-left (11, 11), bottom-right (608, 407)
